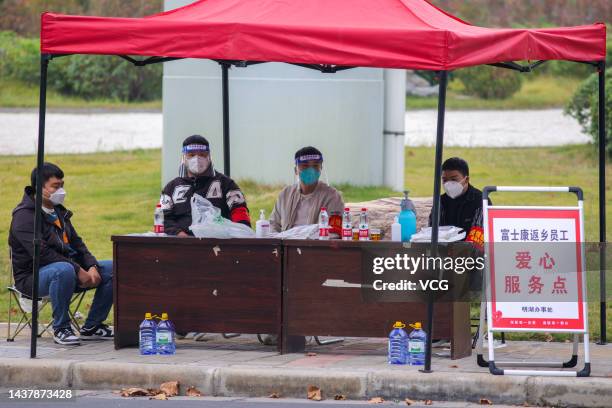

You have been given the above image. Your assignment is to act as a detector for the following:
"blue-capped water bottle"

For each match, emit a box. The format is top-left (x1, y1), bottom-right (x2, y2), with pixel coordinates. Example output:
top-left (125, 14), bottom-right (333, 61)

top-left (139, 312), bottom-right (157, 355)
top-left (408, 322), bottom-right (427, 366)
top-left (399, 190), bottom-right (417, 242)
top-left (156, 312), bottom-right (176, 355)
top-left (388, 321), bottom-right (408, 365)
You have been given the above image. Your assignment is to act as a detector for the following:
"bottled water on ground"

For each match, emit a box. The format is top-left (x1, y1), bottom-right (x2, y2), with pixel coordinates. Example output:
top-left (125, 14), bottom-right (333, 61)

top-left (156, 312), bottom-right (176, 355)
top-left (408, 322), bottom-right (427, 366)
top-left (139, 312), bottom-right (157, 355)
top-left (388, 321), bottom-right (408, 365)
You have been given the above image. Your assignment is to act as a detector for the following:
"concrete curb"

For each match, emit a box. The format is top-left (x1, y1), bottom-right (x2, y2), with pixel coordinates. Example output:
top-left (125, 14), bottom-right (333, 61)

top-left (0, 358), bottom-right (610, 408)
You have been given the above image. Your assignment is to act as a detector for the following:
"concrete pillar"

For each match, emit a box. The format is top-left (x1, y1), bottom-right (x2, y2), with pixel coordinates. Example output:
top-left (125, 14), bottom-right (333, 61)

top-left (383, 69), bottom-right (406, 192)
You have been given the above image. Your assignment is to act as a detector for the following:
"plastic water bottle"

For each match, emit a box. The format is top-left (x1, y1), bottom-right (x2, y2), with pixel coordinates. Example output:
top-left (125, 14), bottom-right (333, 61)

top-left (391, 216), bottom-right (401, 242)
top-left (388, 321), bottom-right (408, 365)
top-left (139, 312), bottom-right (157, 355)
top-left (408, 322), bottom-right (427, 366)
top-left (358, 208), bottom-right (369, 241)
top-left (256, 209), bottom-right (270, 238)
top-left (156, 312), bottom-right (176, 355)
top-left (341, 208), bottom-right (352, 241)
top-left (154, 203), bottom-right (164, 234)
top-left (318, 207), bottom-right (329, 240)
top-left (399, 191), bottom-right (417, 242)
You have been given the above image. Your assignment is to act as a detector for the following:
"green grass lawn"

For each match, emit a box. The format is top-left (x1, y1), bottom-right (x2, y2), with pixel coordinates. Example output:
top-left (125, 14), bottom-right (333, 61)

top-left (407, 75), bottom-right (583, 110)
top-left (0, 79), bottom-right (162, 110)
top-left (1, 145), bottom-right (610, 341)
top-left (1, 75), bottom-right (580, 111)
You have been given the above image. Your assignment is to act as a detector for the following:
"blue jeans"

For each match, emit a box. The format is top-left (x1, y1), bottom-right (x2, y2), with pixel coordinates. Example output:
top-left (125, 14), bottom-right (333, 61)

top-left (37, 260), bottom-right (113, 330)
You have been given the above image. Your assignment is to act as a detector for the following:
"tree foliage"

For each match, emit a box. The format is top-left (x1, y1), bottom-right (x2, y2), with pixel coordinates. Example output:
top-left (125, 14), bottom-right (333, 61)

top-left (565, 68), bottom-right (612, 155)
top-left (455, 66), bottom-right (523, 100)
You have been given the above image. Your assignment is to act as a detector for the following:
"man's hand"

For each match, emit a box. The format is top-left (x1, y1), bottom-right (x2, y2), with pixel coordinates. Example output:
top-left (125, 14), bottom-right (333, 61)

top-left (88, 266), bottom-right (102, 287)
top-left (77, 267), bottom-right (101, 288)
top-left (177, 231), bottom-right (189, 237)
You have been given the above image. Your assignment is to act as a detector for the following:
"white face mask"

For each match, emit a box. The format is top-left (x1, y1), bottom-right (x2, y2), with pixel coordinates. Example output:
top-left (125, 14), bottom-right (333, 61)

top-left (187, 156), bottom-right (210, 175)
top-left (443, 180), bottom-right (465, 199)
top-left (49, 188), bottom-right (66, 205)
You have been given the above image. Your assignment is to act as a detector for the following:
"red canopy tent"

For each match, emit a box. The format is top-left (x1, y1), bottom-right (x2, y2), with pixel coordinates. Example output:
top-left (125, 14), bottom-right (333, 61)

top-left (31, 0), bottom-right (607, 371)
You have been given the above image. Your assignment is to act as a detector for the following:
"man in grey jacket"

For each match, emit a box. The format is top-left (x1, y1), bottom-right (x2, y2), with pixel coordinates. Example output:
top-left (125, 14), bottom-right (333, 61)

top-left (270, 146), bottom-right (344, 233)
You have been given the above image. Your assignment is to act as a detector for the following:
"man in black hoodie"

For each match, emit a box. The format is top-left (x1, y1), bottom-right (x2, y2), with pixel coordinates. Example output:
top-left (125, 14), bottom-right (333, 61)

top-left (9, 163), bottom-right (113, 345)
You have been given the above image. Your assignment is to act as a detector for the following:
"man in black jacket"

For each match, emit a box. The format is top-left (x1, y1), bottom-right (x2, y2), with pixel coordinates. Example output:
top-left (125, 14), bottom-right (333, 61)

top-left (9, 163), bottom-right (113, 345)
top-left (160, 135), bottom-right (251, 236)
top-left (429, 157), bottom-right (489, 246)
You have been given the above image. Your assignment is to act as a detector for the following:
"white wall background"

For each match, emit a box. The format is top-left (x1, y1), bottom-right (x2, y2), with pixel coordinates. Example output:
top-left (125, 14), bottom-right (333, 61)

top-left (162, 0), bottom-right (385, 187)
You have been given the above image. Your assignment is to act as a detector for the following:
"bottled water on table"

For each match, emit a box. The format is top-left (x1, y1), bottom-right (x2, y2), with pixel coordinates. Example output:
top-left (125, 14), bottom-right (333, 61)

top-left (341, 207), bottom-right (352, 241)
top-left (318, 207), bottom-right (329, 240)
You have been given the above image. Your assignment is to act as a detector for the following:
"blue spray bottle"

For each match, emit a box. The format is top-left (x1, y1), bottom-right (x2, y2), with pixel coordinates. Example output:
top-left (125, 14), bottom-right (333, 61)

top-left (399, 190), bottom-right (417, 242)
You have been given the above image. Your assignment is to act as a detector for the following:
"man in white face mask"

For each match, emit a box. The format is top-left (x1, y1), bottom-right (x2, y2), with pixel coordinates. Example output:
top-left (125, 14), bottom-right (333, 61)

top-left (9, 163), bottom-right (114, 346)
top-left (429, 157), bottom-right (490, 245)
top-left (161, 135), bottom-right (251, 236)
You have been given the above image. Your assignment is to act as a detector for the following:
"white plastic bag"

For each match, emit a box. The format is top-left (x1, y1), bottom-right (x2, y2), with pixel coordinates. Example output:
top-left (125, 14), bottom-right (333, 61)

top-left (189, 195), bottom-right (255, 239)
top-left (269, 224), bottom-right (319, 240)
top-left (410, 225), bottom-right (465, 242)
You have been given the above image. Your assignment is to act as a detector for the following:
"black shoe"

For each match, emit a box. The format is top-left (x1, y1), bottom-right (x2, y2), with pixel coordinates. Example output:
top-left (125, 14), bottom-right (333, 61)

top-left (53, 327), bottom-right (81, 346)
top-left (79, 324), bottom-right (114, 340)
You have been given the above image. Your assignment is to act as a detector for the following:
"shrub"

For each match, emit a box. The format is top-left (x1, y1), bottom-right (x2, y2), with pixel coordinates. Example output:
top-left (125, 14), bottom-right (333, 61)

top-left (455, 65), bottom-right (523, 99)
top-left (565, 68), bottom-right (612, 155)
top-left (50, 55), bottom-right (162, 101)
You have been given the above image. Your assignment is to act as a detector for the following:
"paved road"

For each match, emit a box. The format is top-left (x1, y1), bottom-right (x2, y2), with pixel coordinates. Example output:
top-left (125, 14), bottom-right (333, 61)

top-left (0, 109), bottom-right (588, 155)
top-left (0, 390), bottom-right (536, 408)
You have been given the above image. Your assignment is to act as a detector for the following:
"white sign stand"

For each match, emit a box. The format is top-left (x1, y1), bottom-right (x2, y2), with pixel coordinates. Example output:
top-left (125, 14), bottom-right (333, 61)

top-left (475, 186), bottom-right (590, 377)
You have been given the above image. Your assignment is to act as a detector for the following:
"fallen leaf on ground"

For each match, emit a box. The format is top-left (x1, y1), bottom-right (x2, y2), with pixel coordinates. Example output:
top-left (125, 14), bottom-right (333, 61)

top-left (268, 392), bottom-right (280, 399)
top-left (405, 398), bottom-right (415, 405)
top-left (307, 385), bottom-right (322, 401)
top-left (424, 400), bottom-right (433, 405)
top-left (150, 393), bottom-right (168, 400)
top-left (369, 397), bottom-right (384, 404)
top-left (186, 386), bottom-right (202, 397)
top-left (160, 381), bottom-right (180, 397)
top-left (120, 387), bottom-right (150, 397)
top-left (147, 388), bottom-right (164, 396)
top-left (334, 394), bottom-right (346, 400)
top-left (307, 352), bottom-right (317, 357)
top-left (479, 398), bottom-right (493, 405)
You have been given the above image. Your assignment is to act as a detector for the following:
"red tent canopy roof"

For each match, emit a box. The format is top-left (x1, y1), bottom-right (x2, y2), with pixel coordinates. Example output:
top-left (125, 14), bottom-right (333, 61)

top-left (40, 0), bottom-right (606, 70)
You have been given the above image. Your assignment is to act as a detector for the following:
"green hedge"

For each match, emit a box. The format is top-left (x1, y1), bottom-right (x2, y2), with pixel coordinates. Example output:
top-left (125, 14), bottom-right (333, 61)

top-left (0, 30), bottom-right (162, 102)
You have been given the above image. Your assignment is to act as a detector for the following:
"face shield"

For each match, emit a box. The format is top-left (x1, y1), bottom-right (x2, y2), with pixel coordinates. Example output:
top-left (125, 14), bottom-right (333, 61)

top-left (179, 143), bottom-right (214, 177)
top-left (294, 153), bottom-right (329, 187)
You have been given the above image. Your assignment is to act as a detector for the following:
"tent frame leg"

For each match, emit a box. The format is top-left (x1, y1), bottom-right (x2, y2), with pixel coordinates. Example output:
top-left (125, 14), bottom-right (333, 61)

top-left (422, 70), bottom-right (448, 374)
top-left (596, 61), bottom-right (607, 346)
top-left (220, 62), bottom-right (231, 176)
top-left (30, 53), bottom-right (51, 359)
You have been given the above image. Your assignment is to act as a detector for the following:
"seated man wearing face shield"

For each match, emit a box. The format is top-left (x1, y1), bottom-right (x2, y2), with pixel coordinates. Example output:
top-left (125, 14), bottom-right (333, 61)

top-left (270, 146), bottom-right (344, 233)
top-left (161, 135), bottom-right (251, 236)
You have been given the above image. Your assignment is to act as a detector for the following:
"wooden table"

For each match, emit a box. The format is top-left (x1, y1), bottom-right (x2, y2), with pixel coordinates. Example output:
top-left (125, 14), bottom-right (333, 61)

top-left (281, 240), bottom-right (472, 359)
top-left (112, 236), bottom-right (283, 349)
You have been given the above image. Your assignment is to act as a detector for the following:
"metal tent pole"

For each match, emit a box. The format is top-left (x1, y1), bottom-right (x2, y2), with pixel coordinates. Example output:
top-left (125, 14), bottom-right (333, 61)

top-left (31, 54), bottom-right (51, 358)
top-left (422, 70), bottom-right (449, 373)
top-left (597, 61), bottom-right (607, 345)
top-left (221, 62), bottom-right (231, 176)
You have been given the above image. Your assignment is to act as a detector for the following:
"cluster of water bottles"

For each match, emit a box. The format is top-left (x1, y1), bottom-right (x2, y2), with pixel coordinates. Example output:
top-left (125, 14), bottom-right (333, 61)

top-left (318, 191), bottom-right (417, 242)
top-left (388, 321), bottom-right (427, 366)
top-left (139, 312), bottom-right (176, 355)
